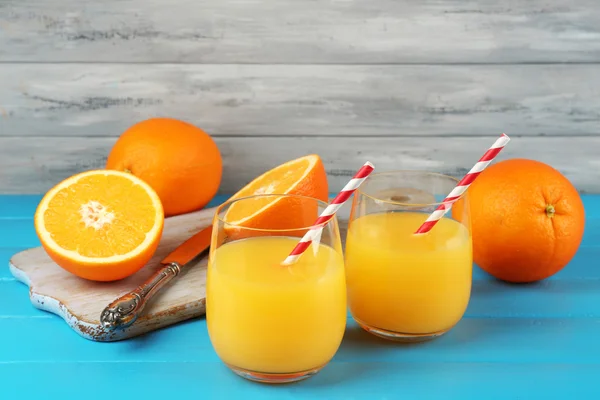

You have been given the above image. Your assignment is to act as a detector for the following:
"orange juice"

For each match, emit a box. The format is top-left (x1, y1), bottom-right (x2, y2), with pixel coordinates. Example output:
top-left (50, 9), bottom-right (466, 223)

top-left (206, 236), bottom-right (346, 374)
top-left (344, 212), bottom-right (472, 336)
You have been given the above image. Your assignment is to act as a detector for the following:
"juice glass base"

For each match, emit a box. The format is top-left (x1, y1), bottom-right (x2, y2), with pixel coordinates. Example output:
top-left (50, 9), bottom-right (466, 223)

top-left (226, 363), bottom-right (326, 384)
top-left (355, 317), bottom-right (452, 343)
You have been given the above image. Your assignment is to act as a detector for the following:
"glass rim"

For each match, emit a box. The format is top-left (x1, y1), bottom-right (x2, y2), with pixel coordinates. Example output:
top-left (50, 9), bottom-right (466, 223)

top-left (356, 169), bottom-right (465, 207)
top-left (214, 193), bottom-right (334, 232)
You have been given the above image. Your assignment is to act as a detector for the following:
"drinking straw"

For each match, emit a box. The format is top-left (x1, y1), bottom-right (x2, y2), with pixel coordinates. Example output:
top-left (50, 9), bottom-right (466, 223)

top-left (414, 133), bottom-right (511, 235)
top-left (281, 161), bottom-right (375, 266)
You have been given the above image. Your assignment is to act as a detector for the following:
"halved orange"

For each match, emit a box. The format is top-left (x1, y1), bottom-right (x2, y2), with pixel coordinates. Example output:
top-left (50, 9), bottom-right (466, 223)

top-left (222, 154), bottom-right (329, 231)
top-left (34, 169), bottom-right (164, 282)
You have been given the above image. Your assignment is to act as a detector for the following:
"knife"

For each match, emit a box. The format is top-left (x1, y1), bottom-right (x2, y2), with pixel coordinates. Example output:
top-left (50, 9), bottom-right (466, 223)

top-left (99, 224), bottom-right (213, 330)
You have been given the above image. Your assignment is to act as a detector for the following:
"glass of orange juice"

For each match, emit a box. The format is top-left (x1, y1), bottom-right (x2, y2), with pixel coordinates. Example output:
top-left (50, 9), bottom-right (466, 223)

top-left (206, 194), bottom-right (347, 383)
top-left (344, 170), bottom-right (473, 342)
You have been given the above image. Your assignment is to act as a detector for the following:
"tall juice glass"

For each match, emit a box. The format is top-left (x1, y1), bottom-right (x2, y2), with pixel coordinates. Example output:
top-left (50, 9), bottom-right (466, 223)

top-left (344, 171), bottom-right (473, 342)
top-left (206, 194), bottom-right (347, 383)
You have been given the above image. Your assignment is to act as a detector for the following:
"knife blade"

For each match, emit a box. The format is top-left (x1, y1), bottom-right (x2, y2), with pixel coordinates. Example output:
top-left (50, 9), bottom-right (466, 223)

top-left (99, 224), bottom-right (214, 330)
top-left (161, 224), bottom-right (213, 266)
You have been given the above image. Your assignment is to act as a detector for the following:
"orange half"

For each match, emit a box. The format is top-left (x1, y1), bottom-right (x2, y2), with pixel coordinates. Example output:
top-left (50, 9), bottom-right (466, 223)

top-left (222, 154), bottom-right (329, 230)
top-left (34, 169), bottom-right (164, 281)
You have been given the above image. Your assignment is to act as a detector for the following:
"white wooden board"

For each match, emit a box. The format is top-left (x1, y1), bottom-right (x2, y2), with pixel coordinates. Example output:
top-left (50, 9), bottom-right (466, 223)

top-left (2, 0), bottom-right (600, 63)
top-left (0, 136), bottom-right (598, 195)
top-left (1, 64), bottom-right (599, 138)
top-left (0, 0), bottom-right (598, 195)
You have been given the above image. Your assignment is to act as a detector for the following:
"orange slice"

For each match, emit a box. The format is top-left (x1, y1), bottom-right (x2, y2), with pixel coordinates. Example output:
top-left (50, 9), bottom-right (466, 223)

top-left (223, 154), bottom-right (329, 231)
top-left (34, 169), bottom-right (164, 282)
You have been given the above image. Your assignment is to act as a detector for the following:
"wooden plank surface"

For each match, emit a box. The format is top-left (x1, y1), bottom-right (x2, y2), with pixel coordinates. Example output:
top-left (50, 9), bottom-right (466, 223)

top-left (1, 316), bottom-right (600, 363)
top-left (1, 194), bottom-right (599, 398)
top-left (1, 135), bottom-right (598, 194)
top-left (2, 0), bottom-right (600, 63)
top-left (1, 64), bottom-right (600, 138)
top-left (1, 362), bottom-right (598, 399)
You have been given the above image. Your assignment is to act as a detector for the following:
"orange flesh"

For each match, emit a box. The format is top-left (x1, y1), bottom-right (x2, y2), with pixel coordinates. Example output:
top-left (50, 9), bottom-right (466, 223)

top-left (225, 157), bottom-right (313, 223)
top-left (42, 174), bottom-right (158, 258)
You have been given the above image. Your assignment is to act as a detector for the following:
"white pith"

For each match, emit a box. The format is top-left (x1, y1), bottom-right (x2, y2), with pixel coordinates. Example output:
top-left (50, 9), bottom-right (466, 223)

top-left (79, 200), bottom-right (115, 230)
top-left (253, 182), bottom-right (277, 195)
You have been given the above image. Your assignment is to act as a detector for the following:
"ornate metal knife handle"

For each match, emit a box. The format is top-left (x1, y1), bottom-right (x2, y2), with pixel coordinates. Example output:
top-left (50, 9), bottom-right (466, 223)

top-left (100, 262), bottom-right (182, 330)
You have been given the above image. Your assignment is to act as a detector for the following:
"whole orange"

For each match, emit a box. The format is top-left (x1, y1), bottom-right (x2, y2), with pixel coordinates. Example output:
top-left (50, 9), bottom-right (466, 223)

top-left (106, 118), bottom-right (222, 217)
top-left (457, 158), bottom-right (585, 283)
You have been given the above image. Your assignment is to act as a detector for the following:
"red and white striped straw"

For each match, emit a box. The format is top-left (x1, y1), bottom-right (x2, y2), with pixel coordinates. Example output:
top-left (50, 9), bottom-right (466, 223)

top-left (414, 133), bottom-right (511, 235)
top-left (281, 161), bottom-right (375, 266)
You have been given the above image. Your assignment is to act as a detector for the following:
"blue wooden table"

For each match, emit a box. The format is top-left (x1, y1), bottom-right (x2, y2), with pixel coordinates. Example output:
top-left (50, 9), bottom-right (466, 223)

top-left (1, 194), bottom-right (599, 399)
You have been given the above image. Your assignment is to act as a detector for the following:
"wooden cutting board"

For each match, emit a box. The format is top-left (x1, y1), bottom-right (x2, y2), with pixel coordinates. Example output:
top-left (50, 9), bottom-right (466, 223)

top-left (9, 206), bottom-right (217, 342)
top-left (9, 200), bottom-right (351, 342)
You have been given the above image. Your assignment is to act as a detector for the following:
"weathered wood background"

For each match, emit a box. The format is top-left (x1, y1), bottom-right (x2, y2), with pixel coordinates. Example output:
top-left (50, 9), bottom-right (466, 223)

top-left (1, 0), bottom-right (599, 194)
